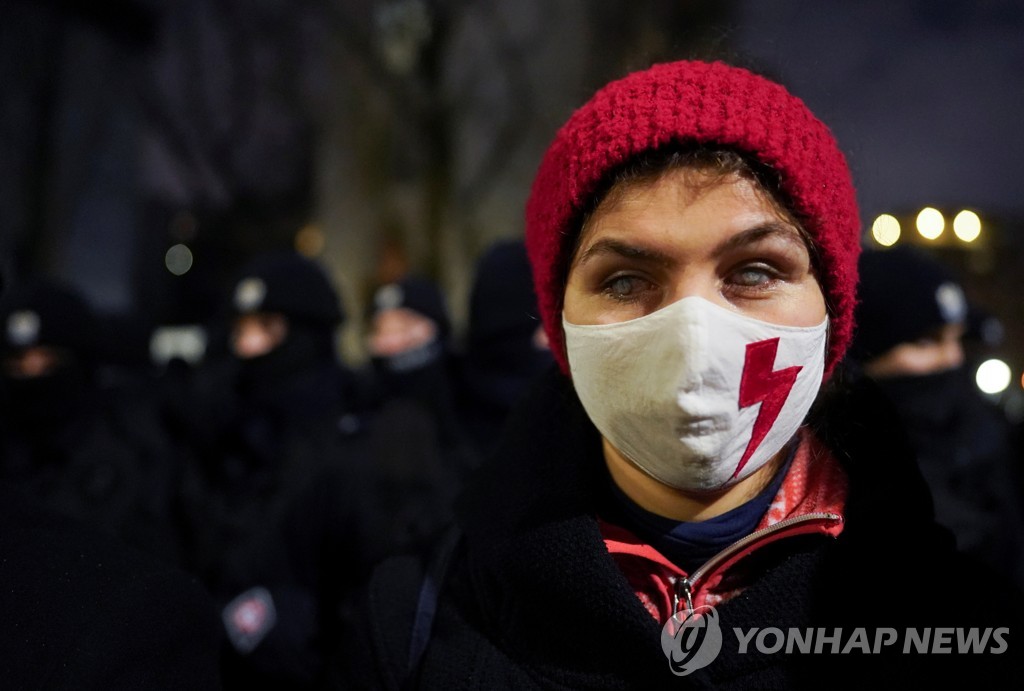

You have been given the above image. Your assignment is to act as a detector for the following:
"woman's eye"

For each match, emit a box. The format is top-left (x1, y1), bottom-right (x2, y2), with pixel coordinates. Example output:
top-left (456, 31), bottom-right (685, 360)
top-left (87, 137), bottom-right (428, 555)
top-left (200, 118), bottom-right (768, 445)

top-left (729, 264), bottom-right (777, 289)
top-left (603, 275), bottom-right (649, 301)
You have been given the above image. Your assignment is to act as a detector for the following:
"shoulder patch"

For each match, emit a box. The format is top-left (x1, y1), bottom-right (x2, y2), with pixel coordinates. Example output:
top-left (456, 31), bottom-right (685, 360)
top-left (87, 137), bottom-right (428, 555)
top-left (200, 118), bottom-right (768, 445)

top-left (223, 586), bottom-right (277, 654)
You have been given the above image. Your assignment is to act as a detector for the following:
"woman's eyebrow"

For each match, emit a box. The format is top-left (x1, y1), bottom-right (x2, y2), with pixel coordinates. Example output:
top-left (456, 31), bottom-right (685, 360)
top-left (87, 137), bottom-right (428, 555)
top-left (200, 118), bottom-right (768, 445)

top-left (712, 221), bottom-right (806, 258)
top-left (574, 238), bottom-right (674, 268)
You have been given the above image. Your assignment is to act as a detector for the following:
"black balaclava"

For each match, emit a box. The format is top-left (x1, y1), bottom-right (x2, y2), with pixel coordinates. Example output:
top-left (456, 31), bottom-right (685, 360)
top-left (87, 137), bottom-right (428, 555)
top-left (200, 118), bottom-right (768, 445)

top-left (368, 275), bottom-right (452, 393)
top-left (226, 251), bottom-right (345, 411)
top-left (222, 251), bottom-right (354, 438)
top-left (368, 275), bottom-right (469, 450)
top-left (874, 367), bottom-right (970, 432)
top-left (235, 320), bottom-right (336, 408)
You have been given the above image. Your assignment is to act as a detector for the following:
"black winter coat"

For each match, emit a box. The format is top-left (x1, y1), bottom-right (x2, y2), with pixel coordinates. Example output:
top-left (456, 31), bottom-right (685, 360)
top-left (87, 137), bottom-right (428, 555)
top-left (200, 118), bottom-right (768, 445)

top-left (343, 368), bottom-right (1024, 689)
top-left (0, 482), bottom-right (222, 690)
top-left (0, 382), bottom-right (183, 565)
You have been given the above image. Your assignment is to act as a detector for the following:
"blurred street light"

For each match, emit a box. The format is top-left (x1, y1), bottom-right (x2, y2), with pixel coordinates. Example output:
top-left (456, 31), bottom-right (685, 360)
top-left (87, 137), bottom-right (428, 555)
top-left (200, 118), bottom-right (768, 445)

top-left (871, 213), bottom-right (901, 246)
top-left (295, 224), bottom-right (325, 258)
top-left (953, 209), bottom-right (982, 243)
top-left (976, 358), bottom-right (1011, 395)
top-left (916, 207), bottom-right (945, 240)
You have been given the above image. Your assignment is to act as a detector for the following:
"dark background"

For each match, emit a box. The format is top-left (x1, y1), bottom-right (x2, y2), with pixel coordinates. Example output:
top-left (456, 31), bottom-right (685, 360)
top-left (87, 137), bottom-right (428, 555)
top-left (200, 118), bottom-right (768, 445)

top-left (2, 0), bottom-right (1021, 391)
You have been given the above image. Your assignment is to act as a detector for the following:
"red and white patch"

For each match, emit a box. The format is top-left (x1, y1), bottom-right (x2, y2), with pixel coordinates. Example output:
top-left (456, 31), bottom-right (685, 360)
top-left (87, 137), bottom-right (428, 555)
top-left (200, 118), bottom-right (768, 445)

top-left (223, 586), bottom-right (277, 654)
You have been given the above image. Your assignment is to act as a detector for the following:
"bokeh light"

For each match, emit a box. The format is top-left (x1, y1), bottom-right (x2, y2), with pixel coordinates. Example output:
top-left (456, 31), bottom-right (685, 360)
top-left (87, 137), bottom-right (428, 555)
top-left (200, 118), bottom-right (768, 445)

top-left (976, 358), bottom-right (1011, 395)
top-left (953, 209), bottom-right (981, 243)
top-left (871, 214), bottom-right (901, 247)
top-left (165, 244), bottom-right (194, 276)
top-left (916, 207), bottom-right (945, 240)
top-left (295, 224), bottom-right (326, 258)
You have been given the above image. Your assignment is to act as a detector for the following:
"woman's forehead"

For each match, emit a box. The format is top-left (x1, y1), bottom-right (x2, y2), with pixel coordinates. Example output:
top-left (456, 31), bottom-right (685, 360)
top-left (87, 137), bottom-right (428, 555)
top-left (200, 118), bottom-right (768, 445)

top-left (581, 172), bottom-right (800, 246)
top-left (598, 166), bottom-right (781, 213)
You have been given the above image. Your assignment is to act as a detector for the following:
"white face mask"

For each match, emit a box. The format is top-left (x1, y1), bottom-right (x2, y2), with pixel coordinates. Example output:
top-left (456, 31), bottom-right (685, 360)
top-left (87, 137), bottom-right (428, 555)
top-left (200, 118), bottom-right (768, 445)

top-left (563, 297), bottom-right (827, 492)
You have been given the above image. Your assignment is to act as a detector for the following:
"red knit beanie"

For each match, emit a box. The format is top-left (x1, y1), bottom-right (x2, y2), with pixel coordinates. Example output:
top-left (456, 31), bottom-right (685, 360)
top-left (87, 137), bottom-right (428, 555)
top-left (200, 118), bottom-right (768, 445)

top-left (524, 60), bottom-right (861, 377)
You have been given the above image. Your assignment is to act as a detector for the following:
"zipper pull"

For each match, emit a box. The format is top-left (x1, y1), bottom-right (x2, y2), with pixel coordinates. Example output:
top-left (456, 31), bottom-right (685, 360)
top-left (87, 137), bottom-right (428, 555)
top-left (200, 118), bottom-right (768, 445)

top-left (673, 576), bottom-right (694, 614)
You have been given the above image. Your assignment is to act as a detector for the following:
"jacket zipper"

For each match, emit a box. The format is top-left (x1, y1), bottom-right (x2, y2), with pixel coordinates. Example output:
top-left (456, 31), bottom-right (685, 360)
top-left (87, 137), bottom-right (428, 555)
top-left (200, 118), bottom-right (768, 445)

top-left (671, 511), bottom-right (842, 614)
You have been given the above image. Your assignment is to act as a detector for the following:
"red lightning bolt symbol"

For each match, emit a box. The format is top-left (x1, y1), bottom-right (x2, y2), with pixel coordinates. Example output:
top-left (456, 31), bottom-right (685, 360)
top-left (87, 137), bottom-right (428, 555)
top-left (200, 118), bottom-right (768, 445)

top-left (734, 338), bottom-right (802, 479)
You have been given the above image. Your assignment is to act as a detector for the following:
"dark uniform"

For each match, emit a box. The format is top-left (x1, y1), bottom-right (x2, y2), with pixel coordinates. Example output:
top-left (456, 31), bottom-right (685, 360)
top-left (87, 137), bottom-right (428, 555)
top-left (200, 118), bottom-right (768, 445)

top-left (0, 279), bottom-right (180, 564)
top-left (170, 252), bottom-right (370, 596)
top-left (163, 252), bottom-right (374, 688)
top-left (366, 275), bottom-right (473, 469)
top-left (214, 274), bottom-right (470, 689)
top-left (0, 271), bottom-right (221, 689)
top-left (0, 481), bottom-right (223, 690)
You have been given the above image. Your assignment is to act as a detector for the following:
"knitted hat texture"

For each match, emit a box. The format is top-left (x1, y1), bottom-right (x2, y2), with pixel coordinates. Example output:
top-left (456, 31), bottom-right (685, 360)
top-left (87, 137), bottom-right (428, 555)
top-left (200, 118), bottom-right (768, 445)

top-left (524, 60), bottom-right (861, 376)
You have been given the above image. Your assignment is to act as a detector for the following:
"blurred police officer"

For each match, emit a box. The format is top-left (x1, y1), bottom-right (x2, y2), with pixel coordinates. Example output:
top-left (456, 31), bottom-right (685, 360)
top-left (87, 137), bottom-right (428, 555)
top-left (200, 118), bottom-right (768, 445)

top-left (367, 277), bottom-right (456, 412)
top-left (174, 251), bottom-right (370, 598)
top-left (850, 245), bottom-right (1024, 589)
top-left (360, 273), bottom-right (473, 553)
top-left (0, 277), bottom-right (180, 563)
top-left (0, 268), bottom-right (222, 690)
top-left (213, 271), bottom-right (467, 689)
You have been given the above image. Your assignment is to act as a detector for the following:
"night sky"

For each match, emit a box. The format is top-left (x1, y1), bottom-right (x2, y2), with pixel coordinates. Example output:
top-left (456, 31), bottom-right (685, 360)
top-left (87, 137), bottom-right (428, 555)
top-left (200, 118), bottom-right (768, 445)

top-left (734, 0), bottom-right (1024, 225)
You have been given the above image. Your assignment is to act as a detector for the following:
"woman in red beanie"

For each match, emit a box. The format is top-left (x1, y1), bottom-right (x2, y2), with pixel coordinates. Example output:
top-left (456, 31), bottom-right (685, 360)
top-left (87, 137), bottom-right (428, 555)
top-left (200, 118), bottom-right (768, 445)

top-left (341, 60), bottom-right (1022, 689)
